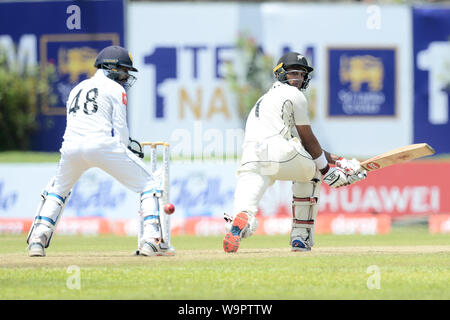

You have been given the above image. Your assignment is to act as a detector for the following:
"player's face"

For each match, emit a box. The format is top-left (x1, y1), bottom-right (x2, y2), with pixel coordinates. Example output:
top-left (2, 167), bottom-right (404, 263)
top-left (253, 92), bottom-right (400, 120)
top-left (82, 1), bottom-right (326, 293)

top-left (117, 67), bottom-right (131, 81)
top-left (117, 66), bottom-right (137, 90)
top-left (285, 67), bottom-right (306, 90)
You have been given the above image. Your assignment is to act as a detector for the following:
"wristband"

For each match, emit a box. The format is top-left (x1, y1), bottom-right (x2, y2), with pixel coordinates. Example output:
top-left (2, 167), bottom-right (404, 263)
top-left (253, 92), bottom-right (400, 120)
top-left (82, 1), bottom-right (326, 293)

top-left (313, 151), bottom-right (328, 171)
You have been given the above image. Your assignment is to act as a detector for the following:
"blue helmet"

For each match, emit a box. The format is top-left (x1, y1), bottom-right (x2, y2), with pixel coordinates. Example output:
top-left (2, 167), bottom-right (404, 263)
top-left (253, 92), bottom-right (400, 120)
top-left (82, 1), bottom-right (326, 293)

top-left (94, 46), bottom-right (138, 90)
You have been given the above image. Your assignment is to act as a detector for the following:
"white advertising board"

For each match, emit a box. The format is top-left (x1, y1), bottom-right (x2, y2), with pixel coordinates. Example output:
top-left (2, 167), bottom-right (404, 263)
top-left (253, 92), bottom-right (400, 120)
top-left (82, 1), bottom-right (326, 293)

top-left (0, 160), bottom-right (443, 223)
top-left (0, 161), bottom-right (242, 220)
top-left (127, 3), bottom-right (412, 159)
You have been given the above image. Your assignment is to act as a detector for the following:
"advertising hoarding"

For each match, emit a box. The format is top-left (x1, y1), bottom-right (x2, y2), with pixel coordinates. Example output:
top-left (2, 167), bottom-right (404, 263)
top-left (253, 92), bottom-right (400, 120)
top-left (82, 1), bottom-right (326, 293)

top-left (0, 0), bottom-right (125, 151)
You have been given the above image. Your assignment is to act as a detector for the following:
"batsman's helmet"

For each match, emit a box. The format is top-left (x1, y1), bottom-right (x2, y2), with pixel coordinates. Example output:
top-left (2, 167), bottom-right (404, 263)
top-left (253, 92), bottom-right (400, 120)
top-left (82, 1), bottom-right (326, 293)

top-left (94, 46), bottom-right (138, 90)
top-left (273, 52), bottom-right (313, 90)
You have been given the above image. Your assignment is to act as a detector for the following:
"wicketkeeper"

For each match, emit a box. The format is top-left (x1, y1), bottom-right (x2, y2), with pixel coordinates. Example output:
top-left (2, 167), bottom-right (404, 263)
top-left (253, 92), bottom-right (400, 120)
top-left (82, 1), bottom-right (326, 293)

top-left (223, 52), bottom-right (368, 253)
top-left (27, 46), bottom-right (174, 257)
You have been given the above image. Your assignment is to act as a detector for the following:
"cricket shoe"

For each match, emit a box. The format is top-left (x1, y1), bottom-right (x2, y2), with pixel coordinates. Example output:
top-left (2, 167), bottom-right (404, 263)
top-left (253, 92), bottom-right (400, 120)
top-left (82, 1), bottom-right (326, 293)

top-left (291, 237), bottom-right (311, 252)
top-left (140, 238), bottom-right (175, 256)
top-left (223, 212), bottom-right (248, 253)
top-left (28, 241), bottom-right (46, 257)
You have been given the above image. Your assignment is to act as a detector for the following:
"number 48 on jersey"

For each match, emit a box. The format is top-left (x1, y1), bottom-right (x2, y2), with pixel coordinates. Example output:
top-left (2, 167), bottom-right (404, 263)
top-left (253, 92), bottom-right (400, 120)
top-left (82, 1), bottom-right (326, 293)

top-left (68, 88), bottom-right (99, 115)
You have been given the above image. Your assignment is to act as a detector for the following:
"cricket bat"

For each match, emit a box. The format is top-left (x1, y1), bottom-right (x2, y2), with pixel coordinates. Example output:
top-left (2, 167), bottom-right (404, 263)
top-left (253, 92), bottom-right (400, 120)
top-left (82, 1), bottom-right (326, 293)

top-left (360, 143), bottom-right (435, 172)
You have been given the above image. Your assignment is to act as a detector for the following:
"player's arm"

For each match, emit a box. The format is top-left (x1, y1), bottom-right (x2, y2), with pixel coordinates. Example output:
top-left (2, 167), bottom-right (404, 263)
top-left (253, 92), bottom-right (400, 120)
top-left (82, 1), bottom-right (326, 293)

top-left (291, 93), bottom-right (340, 172)
top-left (296, 124), bottom-right (340, 176)
top-left (291, 92), bottom-right (349, 187)
top-left (296, 124), bottom-right (367, 186)
top-left (296, 125), bottom-right (340, 165)
top-left (294, 124), bottom-right (347, 187)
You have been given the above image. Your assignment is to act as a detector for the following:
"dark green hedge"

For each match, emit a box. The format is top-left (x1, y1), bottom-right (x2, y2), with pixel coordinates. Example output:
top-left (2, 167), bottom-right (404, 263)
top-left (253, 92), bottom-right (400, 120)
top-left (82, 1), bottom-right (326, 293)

top-left (0, 49), bottom-right (55, 150)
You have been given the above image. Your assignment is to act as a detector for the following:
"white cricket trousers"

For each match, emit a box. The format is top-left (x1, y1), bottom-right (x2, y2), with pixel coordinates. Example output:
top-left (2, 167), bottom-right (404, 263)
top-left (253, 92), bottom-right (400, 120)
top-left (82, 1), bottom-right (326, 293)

top-left (233, 135), bottom-right (316, 217)
top-left (49, 140), bottom-right (156, 197)
top-left (32, 139), bottom-right (159, 244)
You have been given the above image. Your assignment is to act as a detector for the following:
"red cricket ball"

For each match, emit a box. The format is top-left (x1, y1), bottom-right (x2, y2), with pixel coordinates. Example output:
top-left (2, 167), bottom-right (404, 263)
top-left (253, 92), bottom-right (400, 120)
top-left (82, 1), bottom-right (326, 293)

top-left (163, 203), bottom-right (175, 215)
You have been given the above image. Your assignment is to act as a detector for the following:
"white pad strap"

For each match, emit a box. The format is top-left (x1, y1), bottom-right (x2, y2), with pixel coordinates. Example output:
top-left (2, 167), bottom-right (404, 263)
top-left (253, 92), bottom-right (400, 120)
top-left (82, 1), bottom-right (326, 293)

top-left (27, 176), bottom-right (71, 247)
top-left (28, 177), bottom-right (56, 241)
top-left (292, 196), bottom-right (318, 228)
top-left (28, 191), bottom-right (71, 248)
top-left (33, 193), bottom-right (68, 229)
top-left (140, 189), bottom-right (162, 223)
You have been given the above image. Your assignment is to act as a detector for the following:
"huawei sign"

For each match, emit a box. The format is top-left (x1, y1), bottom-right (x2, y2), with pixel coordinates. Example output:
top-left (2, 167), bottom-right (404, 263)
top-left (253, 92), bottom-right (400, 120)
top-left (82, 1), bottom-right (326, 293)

top-left (320, 162), bottom-right (448, 218)
top-left (320, 185), bottom-right (440, 216)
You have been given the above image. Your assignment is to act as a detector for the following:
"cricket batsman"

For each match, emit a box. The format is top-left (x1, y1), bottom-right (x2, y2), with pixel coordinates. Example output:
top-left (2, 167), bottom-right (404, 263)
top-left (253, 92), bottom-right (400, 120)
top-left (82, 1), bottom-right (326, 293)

top-left (27, 46), bottom-right (174, 257)
top-left (223, 52), bottom-right (368, 253)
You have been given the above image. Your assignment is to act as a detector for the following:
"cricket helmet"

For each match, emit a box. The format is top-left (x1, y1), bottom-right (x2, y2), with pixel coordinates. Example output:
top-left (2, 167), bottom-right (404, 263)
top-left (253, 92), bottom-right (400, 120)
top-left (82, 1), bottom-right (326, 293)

top-left (94, 45), bottom-right (138, 90)
top-left (273, 52), bottom-right (313, 90)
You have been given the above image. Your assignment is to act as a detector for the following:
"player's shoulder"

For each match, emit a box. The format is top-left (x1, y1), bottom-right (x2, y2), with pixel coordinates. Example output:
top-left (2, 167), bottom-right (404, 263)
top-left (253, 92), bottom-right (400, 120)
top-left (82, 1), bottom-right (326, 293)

top-left (91, 69), bottom-right (126, 95)
top-left (76, 70), bottom-right (125, 97)
top-left (271, 81), bottom-right (306, 103)
top-left (67, 79), bottom-right (86, 98)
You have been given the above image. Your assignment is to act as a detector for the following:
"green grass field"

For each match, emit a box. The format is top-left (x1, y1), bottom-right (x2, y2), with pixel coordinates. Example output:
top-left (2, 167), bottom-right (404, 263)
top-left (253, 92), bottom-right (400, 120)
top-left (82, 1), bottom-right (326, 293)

top-left (1, 226), bottom-right (449, 300)
top-left (1, 153), bottom-right (449, 301)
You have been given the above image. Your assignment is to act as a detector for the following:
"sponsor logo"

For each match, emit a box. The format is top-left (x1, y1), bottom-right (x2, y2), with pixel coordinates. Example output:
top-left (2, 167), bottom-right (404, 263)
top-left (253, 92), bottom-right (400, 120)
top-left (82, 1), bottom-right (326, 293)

top-left (397, 154), bottom-right (411, 161)
top-left (0, 181), bottom-right (18, 211)
top-left (413, 8), bottom-right (450, 154)
top-left (56, 218), bottom-right (109, 235)
top-left (171, 173), bottom-right (234, 217)
top-left (0, 220), bottom-right (29, 234)
top-left (328, 48), bottom-right (396, 116)
top-left (366, 162), bottom-right (380, 170)
top-left (40, 33), bottom-right (120, 115)
top-left (429, 214), bottom-right (450, 234)
top-left (441, 219), bottom-right (450, 233)
top-left (143, 45), bottom-right (315, 120)
top-left (58, 46), bottom-right (97, 84)
top-left (340, 55), bottom-right (383, 92)
top-left (67, 176), bottom-right (127, 216)
top-left (321, 185), bottom-right (440, 216)
top-left (330, 215), bottom-right (378, 235)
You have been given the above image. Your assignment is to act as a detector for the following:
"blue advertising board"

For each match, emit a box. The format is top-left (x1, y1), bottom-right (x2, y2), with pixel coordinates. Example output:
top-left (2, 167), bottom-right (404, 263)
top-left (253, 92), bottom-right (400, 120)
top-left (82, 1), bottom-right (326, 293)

top-left (327, 48), bottom-right (396, 117)
top-left (0, 0), bottom-right (124, 151)
top-left (413, 6), bottom-right (450, 155)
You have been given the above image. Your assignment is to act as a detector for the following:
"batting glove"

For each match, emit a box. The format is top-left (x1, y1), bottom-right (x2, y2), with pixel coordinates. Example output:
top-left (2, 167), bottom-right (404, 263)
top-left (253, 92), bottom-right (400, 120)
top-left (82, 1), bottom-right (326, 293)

top-left (335, 157), bottom-right (367, 185)
top-left (322, 166), bottom-right (348, 188)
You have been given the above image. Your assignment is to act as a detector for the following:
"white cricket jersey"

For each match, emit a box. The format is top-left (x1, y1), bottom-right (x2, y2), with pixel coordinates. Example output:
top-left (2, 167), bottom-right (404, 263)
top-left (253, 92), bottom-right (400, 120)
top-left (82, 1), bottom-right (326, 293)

top-left (62, 69), bottom-right (129, 146)
top-left (243, 81), bottom-right (310, 142)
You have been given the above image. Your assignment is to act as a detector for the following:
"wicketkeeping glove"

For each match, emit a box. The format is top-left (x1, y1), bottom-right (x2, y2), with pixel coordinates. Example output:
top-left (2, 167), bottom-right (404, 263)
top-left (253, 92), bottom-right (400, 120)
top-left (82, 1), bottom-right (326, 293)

top-left (128, 137), bottom-right (144, 159)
